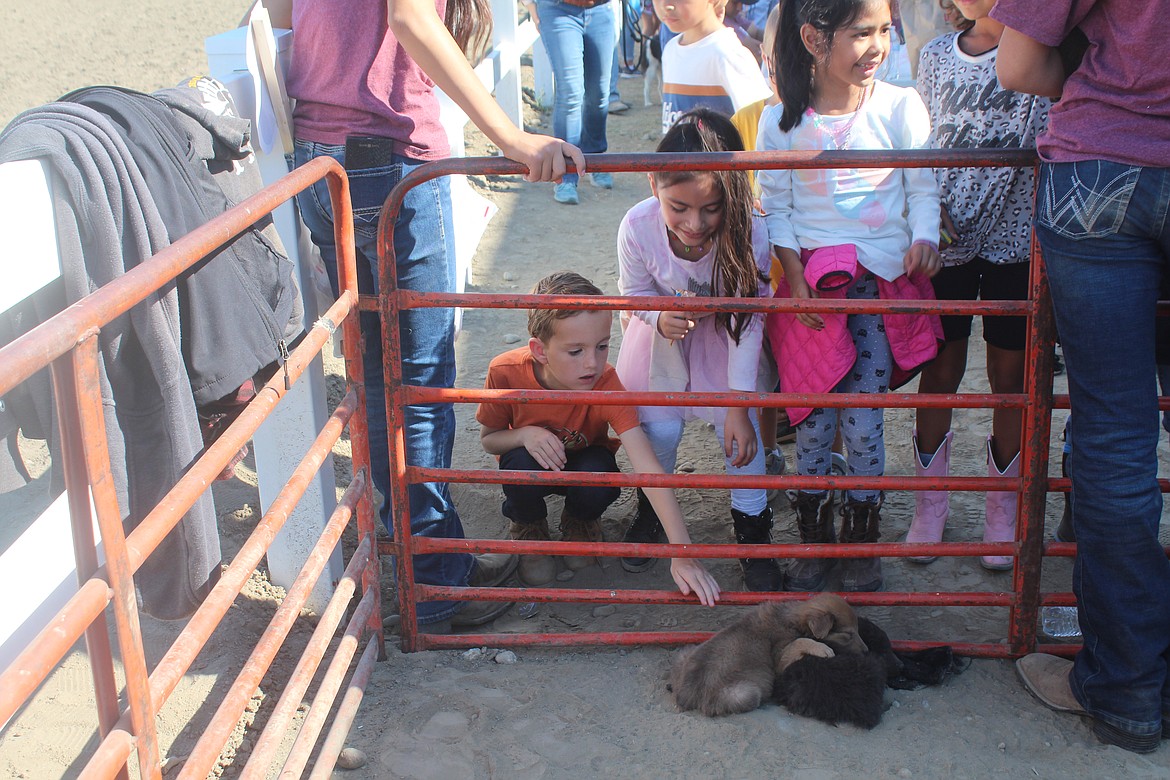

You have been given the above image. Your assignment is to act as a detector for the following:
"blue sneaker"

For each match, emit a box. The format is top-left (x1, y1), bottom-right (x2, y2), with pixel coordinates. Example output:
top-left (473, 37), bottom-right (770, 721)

top-left (553, 180), bottom-right (579, 205)
top-left (590, 172), bottom-right (614, 190)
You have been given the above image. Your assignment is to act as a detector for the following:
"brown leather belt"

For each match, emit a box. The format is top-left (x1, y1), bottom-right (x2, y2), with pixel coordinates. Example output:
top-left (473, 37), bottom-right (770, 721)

top-left (559, 0), bottom-right (608, 8)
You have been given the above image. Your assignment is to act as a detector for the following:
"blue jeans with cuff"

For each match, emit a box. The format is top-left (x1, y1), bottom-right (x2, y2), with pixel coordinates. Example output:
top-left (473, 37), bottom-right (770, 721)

top-left (294, 140), bottom-right (472, 624)
top-left (536, 0), bottom-right (615, 186)
top-left (1036, 159), bottom-right (1170, 744)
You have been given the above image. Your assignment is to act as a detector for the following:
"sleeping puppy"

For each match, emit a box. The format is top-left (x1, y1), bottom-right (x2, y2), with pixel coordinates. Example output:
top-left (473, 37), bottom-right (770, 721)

top-left (669, 594), bottom-right (867, 717)
top-left (772, 617), bottom-right (902, 729)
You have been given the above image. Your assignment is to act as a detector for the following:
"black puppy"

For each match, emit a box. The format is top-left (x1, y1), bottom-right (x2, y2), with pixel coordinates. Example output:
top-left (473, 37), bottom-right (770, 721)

top-left (772, 617), bottom-right (901, 729)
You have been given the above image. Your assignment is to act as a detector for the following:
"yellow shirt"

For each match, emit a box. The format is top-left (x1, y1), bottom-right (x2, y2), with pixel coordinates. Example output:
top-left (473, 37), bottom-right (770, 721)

top-left (731, 97), bottom-right (783, 288)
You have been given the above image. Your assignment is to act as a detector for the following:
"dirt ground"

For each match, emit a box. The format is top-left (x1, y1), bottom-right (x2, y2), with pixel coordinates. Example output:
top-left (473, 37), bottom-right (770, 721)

top-left (2, 2), bottom-right (1169, 778)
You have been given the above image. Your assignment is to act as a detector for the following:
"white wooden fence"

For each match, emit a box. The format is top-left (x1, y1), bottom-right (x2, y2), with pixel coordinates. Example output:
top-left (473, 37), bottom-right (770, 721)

top-left (0, 0), bottom-right (557, 672)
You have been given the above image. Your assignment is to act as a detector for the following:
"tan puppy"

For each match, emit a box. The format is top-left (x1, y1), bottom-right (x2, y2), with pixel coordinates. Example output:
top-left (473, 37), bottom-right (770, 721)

top-left (669, 594), bottom-right (868, 716)
top-left (776, 638), bottom-right (836, 674)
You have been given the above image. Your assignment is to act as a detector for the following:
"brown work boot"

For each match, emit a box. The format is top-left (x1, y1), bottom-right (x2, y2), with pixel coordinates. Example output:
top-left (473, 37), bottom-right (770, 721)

top-left (559, 508), bottom-right (604, 571)
top-left (785, 491), bottom-right (836, 592)
top-left (838, 496), bottom-right (883, 592)
top-left (509, 519), bottom-right (557, 585)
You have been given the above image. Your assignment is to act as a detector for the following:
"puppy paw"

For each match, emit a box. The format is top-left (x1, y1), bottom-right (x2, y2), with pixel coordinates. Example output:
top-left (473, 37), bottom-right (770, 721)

top-left (777, 638), bottom-right (835, 673)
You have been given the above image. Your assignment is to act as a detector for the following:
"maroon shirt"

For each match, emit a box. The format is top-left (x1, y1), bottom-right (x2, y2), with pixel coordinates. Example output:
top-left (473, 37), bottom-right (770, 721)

top-left (287, 0), bottom-right (451, 160)
top-left (991, 0), bottom-right (1170, 167)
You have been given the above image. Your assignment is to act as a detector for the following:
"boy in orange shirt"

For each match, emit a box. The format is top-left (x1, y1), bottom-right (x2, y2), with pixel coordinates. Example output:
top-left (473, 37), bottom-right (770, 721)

top-left (477, 271), bottom-right (720, 605)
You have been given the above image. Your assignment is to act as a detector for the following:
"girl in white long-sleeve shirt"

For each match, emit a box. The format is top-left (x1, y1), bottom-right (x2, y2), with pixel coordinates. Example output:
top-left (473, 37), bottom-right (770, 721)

top-left (756, 0), bottom-right (942, 593)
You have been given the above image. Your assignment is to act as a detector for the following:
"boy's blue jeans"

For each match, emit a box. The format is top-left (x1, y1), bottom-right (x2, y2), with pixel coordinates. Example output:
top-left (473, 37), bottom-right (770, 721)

top-left (1036, 160), bottom-right (1170, 741)
top-left (294, 140), bottom-right (473, 624)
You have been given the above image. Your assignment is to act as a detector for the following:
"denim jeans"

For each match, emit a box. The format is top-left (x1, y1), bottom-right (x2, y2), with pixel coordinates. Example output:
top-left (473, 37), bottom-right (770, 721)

top-left (294, 140), bottom-right (472, 623)
top-left (1036, 160), bottom-right (1170, 741)
top-left (536, 0), bottom-right (615, 185)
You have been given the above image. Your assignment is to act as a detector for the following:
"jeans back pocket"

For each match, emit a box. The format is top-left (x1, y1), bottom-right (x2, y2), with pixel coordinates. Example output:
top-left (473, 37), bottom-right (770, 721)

top-left (1038, 160), bottom-right (1141, 240)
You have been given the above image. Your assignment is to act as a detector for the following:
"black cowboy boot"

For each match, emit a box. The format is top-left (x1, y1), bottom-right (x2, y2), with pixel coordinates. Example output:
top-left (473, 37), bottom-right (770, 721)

top-left (620, 489), bottom-right (665, 572)
top-left (731, 505), bottom-right (784, 591)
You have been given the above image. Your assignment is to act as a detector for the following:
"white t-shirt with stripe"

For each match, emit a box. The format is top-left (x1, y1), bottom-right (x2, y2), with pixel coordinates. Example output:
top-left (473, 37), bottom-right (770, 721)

top-left (660, 27), bottom-right (772, 135)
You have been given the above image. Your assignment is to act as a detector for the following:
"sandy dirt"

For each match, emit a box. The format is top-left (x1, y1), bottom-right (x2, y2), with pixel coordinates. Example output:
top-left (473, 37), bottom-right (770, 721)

top-left (1, 2), bottom-right (1168, 778)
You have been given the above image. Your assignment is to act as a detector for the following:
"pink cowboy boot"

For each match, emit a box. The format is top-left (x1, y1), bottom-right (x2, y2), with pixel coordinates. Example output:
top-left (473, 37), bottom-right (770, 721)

top-left (905, 430), bottom-right (952, 564)
top-left (983, 436), bottom-right (1020, 571)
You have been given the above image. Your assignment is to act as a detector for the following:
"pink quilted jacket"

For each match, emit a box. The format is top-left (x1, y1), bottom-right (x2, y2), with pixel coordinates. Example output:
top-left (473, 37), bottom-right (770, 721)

top-left (766, 255), bottom-right (943, 426)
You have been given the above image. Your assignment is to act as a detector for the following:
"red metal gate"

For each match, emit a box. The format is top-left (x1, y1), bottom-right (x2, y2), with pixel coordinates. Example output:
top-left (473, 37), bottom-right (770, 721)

top-left (373, 148), bottom-right (1162, 657)
top-left (0, 156), bottom-right (382, 778)
top-left (5, 147), bottom-right (1167, 776)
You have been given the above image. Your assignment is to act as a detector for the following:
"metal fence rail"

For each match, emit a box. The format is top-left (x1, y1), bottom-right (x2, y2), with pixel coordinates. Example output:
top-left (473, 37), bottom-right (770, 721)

top-left (374, 149), bottom-right (1169, 655)
top-left (8, 147), bottom-right (1168, 774)
top-left (0, 156), bottom-right (382, 779)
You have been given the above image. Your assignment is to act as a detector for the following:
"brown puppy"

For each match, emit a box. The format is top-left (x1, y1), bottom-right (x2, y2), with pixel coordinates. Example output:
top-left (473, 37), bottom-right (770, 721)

top-left (669, 594), bottom-right (868, 716)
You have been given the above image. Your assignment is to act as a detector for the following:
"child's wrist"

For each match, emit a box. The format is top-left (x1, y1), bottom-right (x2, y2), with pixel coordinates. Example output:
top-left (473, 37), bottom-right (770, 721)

top-left (911, 238), bottom-right (939, 252)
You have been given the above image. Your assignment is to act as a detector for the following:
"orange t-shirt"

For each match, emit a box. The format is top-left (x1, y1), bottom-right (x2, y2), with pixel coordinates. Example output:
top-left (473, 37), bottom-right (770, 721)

top-left (475, 348), bottom-right (641, 454)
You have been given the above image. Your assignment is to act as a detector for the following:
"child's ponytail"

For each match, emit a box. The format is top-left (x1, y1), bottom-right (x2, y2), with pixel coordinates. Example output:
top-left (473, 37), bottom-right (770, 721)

top-left (655, 108), bottom-right (765, 345)
top-left (774, 0), bottom-right (874, 132)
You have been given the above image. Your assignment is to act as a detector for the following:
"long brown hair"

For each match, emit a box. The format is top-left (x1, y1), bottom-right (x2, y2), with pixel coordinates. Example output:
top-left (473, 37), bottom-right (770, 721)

top-left (445, 0), bottom-right (494, 66)
top-left (654, 108), bottom-right (765, 344)
top-left (775, 0), bottom-right (880, 131)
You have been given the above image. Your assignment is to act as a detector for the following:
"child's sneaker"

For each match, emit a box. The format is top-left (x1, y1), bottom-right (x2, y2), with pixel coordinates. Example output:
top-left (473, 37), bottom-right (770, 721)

top-left (589, 172), bottom-right (614, 189)
top-left (764, 447), bottom-right (786, 503)
top-left (553, 180), bottom-right (579, 205)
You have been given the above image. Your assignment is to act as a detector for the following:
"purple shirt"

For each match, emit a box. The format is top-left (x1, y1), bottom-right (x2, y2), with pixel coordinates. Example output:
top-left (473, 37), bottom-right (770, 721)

top-left (991, 0), bottom-right (1170, 167)
top-left (287, 0), bottom-right (450, 160)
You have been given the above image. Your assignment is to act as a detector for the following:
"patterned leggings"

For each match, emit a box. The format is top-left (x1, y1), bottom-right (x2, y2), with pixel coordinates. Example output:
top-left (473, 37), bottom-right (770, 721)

top-left (796, 272), bottom-right (892, 504)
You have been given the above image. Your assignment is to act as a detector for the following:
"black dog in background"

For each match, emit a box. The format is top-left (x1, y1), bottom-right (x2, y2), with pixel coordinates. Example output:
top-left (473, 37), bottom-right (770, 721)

top-left (773, 618), bottom-right (969, 730)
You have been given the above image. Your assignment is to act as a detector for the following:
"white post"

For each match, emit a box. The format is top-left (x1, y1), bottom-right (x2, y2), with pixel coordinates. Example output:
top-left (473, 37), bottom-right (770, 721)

top-left (0, 160), bottom-right (87, 677)
top-left (531, 26), bottom-right (555, 110)
top-left (491, 0), bottom-right (525, 128)
top-left (206, 27), bottom-right (341, 614)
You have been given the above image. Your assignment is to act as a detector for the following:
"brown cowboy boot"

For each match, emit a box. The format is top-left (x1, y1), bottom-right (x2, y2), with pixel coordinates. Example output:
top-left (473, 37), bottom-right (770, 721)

top-left (785, 491), bottom-right (836, 592)
top-left (838, 496), bottom-right (883, 592)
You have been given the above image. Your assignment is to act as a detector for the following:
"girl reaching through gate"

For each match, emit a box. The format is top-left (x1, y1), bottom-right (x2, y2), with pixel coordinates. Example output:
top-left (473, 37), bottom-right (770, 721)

top-left (615, 108), bottom-right (780, 593)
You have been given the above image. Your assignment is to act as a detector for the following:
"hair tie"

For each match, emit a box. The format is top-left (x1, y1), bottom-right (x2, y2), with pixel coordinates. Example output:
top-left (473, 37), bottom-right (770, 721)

top-left (697, 118), bottom-right (704, 131)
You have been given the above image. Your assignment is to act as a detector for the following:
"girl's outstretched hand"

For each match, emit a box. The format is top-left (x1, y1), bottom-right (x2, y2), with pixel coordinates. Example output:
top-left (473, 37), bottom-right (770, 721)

top-left (499, 128), bottom-right (586, 183)
top-left (671, 558), bottom-right (721, 606)
top-left (723, 407), bottom-right (758, 468)
top-left (904, 241), bottom-right (941, 278)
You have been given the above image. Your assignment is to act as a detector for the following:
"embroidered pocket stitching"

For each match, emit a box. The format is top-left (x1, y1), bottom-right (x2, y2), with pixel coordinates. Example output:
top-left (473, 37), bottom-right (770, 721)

top-left (1040, 162), bottom-right (1140, 240)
